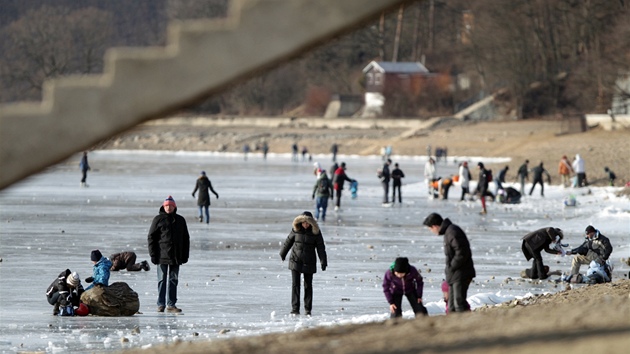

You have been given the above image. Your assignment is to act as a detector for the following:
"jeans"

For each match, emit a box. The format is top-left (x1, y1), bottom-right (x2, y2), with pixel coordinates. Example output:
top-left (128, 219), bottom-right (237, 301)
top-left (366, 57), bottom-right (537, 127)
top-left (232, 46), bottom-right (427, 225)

top-left (157, 264), bottom-right (180, 307)
top-left (448, 279), bottom-right (471, 313)
top-left (381, 181), bottom-right (390, 203)
top-left (315, 196), bottom-right (329, 221)
top-left (519, 175), bottom-right (526, 195)
top-left (291, 270), bottom-right (313, 313)
top-left (198, 205), bottom-right (210, 223)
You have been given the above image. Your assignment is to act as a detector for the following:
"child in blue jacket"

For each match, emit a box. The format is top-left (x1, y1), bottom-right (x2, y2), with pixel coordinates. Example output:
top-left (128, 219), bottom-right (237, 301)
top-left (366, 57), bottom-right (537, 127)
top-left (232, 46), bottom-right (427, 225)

top-left (85, 249), bottom-right (112, 290)
top-left (382, 257), bottom-right (428, 318)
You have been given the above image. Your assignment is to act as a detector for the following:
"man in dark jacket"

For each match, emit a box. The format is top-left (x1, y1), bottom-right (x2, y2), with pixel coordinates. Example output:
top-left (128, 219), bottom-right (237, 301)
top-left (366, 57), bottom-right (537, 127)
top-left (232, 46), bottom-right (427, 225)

top-left (148, 195), bottom-right (190, 313)
top-left (381, 159), bottom-right (392, 204)
top-left (391, 162), bottom-right (405, 203)
top-left (529, 162), bottom-right (550, 196)
top-left (423, 213), bottom-right (475, 313)
top-left (567, 225), bottom-right (613, 276)
top-left (521, 227), bottom-right (564, 279)
top-left (279, 211), bottom-right (327, 316)
top-left (312, 170), bottom-right (333, 222)
top-left (110, 251), bottom-right (150, 272)
top-left (332, 162), bottom-right (354, 210)
top-left (192, 171), bottom-right (219, 224)
top-left (476, 162), bottom-right (490, 214)
top-left (517, 160), bottom-right (529, 195)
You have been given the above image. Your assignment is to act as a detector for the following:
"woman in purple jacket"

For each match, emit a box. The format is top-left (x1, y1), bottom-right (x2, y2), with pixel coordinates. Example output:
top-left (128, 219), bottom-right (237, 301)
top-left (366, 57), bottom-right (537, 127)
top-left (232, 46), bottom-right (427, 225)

top-left (382, 257), bottom-right (428, 318)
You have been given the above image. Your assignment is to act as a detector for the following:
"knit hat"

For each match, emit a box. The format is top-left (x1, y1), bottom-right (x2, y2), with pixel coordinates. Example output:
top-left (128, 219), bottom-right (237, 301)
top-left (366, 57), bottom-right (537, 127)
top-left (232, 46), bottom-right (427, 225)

top-left (163, 195), bottom-right (176, 208)
top-left (393, 257), bottom-right (410, 273)
top-left (200, 171), bottom-right (206, 176)
top-left (477, 162), bottom-right (484, 168)
top-left (585, 225), bottom-right (596, 234)
top-left (302, 211), bottom-right (313, 218)
top-left (441, 280), bottom-right (449, 293)
top-left (90, 249), bottom-right (102, 262)
top-left (67, 272), bottom-right (80, 287)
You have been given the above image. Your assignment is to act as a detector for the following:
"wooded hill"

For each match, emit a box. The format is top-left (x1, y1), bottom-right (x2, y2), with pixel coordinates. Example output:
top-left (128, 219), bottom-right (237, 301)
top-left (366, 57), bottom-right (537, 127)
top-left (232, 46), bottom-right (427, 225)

top-left (1, 0), bottom-right (628, 118)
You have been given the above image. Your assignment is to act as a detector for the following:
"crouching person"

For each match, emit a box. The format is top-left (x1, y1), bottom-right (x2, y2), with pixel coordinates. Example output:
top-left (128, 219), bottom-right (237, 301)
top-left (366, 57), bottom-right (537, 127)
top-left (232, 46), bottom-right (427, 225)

top-left (382, 257), bottom-right (428, 318)
top-left (45, 270), bottom-right (84, 315)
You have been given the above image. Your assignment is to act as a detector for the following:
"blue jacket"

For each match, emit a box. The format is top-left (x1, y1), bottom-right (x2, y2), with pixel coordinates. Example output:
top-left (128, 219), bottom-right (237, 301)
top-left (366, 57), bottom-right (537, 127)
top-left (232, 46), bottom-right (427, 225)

top-left (86, 257), bottom-right (112, 290)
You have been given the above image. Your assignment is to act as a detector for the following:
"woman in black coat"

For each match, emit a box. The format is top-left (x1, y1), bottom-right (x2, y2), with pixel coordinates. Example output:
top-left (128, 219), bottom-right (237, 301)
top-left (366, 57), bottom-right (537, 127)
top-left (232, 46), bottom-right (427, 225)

top-left (192, 171), bottom-right (219, 224)
top-left (279, 211), bottom-right (327, 316)
top-left (521, 227), bottom-right (563, 279)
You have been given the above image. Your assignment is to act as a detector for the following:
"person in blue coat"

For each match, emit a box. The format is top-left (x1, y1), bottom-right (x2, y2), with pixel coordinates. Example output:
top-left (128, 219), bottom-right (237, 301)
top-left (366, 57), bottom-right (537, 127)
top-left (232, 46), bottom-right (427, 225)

top-left (85, 249), bottom-right (112, 290)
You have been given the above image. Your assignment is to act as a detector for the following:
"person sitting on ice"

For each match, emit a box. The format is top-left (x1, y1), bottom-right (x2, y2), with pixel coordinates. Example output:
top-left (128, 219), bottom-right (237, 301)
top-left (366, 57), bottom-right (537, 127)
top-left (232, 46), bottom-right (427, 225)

top-left (85, 249), bottom-right (112, 290)
top-left (109, 251), bottom-right (150, 272)
top-left (382, 257), bottom-right (428, 318)
top-left (45, 269), bottom-right (84, 315)
top-left (566, 225), bottom-right (613, 278)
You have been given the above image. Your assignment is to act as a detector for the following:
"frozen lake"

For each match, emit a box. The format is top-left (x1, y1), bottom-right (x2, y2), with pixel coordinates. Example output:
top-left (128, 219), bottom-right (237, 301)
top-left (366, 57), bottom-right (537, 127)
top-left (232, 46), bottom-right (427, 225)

top-left (1, 151), bottom-right (628, 353)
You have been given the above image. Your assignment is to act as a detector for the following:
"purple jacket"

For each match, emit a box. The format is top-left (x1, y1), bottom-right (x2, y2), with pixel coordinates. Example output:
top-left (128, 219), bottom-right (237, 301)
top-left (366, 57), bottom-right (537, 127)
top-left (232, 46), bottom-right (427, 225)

top-left (382, 265), bottom-right (424, 304)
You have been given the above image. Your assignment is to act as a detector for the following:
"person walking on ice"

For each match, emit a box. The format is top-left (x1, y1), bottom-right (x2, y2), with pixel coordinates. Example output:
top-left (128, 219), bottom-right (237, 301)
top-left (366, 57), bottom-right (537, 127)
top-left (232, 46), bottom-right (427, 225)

top-left (192, 171), bottom-right (219, 224)
top-left (279, 211), bottom-right (327, 316)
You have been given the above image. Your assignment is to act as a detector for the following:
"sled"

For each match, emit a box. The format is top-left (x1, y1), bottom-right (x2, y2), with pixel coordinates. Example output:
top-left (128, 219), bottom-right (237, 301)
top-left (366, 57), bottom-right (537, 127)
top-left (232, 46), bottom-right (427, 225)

top-left (350, 180), bottom-right (358, 199)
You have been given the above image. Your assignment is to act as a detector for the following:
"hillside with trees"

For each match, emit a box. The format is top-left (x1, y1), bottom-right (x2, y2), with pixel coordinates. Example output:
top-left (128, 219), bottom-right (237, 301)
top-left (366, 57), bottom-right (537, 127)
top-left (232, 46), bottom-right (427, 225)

top-left (1, 0), bottom-right (628, 118)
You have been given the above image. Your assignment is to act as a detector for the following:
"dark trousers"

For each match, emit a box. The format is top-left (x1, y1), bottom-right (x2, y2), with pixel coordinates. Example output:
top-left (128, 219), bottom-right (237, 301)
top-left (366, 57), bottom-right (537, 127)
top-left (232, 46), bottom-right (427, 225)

top-left (157, 264), bottom-right (179, 307)
top-left (392, 183), bottom-right (402, 203)
top-left (576, 172), bottom-right (587, 187)
top-left (381, 182), bottom-right (389, 203)
top-left (124, 253), bottom-right (144, 271)
top-left (448, 279), bottom-right (471, 313)
top-left (524, 243), bottom-right (547, 279)
top-left (81, 170), bottom-right (88, 183)
top-left (390, 292), bottom-right (428, 318)
top-left (460, 186), bottom-right (469, 201)
top-left (335, 189), bottom-right (342, 208)
top-left (529, 178), bottom-right (544, 196)
top-left (291, 270), bottom-right (313, 313)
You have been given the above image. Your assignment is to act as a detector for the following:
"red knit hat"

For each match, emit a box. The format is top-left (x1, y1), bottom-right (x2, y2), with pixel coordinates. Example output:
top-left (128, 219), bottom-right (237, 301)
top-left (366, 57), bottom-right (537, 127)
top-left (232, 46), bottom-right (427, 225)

top-left (163, 195), bottom-right (176, 208)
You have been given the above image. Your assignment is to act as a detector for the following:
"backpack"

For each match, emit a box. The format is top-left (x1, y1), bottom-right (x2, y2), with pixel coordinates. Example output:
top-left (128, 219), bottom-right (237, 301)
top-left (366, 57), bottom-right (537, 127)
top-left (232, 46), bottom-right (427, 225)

top-left (486, 169), bottom-right (493, 182)
top-left (376, 168), bottom-right (383, 180)
top-left (318, 177), bottom-right (330, 193)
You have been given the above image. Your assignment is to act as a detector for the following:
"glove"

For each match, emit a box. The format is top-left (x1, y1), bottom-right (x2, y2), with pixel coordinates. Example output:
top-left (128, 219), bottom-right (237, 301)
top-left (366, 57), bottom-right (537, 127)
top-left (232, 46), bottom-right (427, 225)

top-left (151, 257), bottom-right (159, 265)
top-left (322, 265), bottom-right (327, 271)
top-left (312, 195), bottom-right (315, 200)
top-left (281, 256), bottom-right (286, 261)
top-left (330, 195), bottom-right (333, 200)
top-left (216, 194), bottom-right (219, 199)
top-left (192, 193), bottom-right (195, 197)
top-left (85, 277), bottom-right (94, 283)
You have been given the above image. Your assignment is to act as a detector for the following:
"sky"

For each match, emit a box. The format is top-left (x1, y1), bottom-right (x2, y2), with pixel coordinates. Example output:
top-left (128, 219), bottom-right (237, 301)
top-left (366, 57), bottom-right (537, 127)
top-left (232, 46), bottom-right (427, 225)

top-left (0, 150), bottom-right (628, 353)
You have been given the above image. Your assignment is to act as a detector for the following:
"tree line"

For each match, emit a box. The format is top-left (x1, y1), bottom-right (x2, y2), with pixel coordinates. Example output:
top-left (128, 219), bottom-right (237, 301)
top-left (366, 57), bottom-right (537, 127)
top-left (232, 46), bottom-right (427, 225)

top-left (1, 0), bottom-right (628, 118)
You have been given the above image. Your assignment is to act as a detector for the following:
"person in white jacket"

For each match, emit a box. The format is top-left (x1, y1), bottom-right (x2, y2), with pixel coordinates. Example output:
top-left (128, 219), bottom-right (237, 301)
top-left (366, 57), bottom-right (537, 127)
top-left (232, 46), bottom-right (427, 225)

top-left (424, 158), bottom-right (437, 197)
top-left (572, 154), bottom-right (587, 187)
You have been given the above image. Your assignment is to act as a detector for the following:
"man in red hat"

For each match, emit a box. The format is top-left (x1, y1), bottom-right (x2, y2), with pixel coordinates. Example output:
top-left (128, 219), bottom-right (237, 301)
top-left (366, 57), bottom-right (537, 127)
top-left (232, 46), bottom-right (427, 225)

top-left (148, 195), bottom-right (190, 314)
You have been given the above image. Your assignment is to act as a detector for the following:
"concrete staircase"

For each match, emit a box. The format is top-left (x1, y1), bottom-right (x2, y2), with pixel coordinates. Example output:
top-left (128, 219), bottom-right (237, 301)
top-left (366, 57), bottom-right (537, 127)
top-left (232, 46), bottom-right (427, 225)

top-left (0, 0), bottom-right (410, 190)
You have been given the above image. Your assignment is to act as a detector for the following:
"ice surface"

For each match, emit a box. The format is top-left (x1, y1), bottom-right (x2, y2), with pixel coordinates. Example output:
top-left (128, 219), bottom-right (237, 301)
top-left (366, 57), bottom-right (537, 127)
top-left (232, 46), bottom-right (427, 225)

top-left (1, 151), bottom-right (628, 353)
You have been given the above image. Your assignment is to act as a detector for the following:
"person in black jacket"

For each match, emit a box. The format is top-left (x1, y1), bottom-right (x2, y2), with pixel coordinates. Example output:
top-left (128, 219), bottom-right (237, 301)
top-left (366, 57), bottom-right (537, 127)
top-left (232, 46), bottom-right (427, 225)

top-left (192, 171), bottom-right (219, 224)
top-left (391, 162), bottom-right (405, 204)
top-left (566, 225), bottom-right (613, 276)
top-left (529, 162), bottom-right (551, 196)
top-left (381, 159), bottom-right (392, 204)
top-left (423, 213), bottom-right (475, 313)
top-left (148, 195), bottom-right (190, 313)
top-left (476, 162), bottom-right (490, 214)
top-left (521, 227), bottom-right (564, 279)
top-left (279, 211), bottom-right (327, 316)
top-left (45, 270), bottom-right (84, 315)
